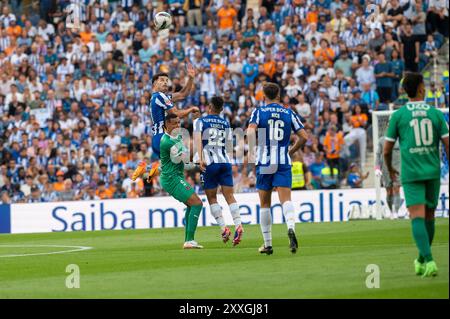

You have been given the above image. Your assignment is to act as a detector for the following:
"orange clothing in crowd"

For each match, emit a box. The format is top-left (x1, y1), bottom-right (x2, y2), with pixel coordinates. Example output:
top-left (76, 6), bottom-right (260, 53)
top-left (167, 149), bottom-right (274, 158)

top-left (53, 181), bottom-right (65, 192)
top-left (263, 60), bottom-right (276, 78)
top-left (217, 7), bottom-right (237, 29)
top-left (96, 188), bottom-right (113, 199)
top-left (108, 184), bottom-right (117, 195)
top-left (7, 25), bottom-right (22, 37)
top-left (255, 89), bottom-right (265, 101)
top-left (211, 63), bottom-right (226, 80)
top-left (350, 114), bottom-right (368, 128)
top-left (117, 153), bottom-right (130, 165)
top-left (4, 45), bottom-right (16, 56)
top-left (306, 11), bottom-right (318, 24)
top-left (314, 47), bottom-right (335, 65)
top-left (127, 190), bottom-right (140, 198)
top-left (79, 31), bottom-right (93, 44)
top-left (323, 131), bottom-right (345, 160)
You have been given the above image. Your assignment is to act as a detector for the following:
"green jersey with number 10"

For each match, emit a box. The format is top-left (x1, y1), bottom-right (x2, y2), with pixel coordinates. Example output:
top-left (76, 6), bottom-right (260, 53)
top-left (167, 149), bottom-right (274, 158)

top-left (386, 101), bottom-right (449, 183)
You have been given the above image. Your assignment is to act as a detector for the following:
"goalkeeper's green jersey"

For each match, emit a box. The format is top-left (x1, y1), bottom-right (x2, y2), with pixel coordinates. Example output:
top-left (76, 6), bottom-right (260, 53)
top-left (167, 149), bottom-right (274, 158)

top-left (159, 133), bottom-right (188, 179)
top-left (385, 101), bottom-right (449, 183)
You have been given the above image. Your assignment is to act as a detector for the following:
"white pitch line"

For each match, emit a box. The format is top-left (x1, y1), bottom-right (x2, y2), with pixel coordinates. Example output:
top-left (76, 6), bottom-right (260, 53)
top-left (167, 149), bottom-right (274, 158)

top-left (0, 245), bottom-right (93, 258)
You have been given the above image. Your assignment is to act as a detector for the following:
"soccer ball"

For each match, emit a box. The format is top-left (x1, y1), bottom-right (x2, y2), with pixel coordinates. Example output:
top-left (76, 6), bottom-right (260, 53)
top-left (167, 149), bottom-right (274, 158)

top-left (154, 12), bottom-right (172, 31)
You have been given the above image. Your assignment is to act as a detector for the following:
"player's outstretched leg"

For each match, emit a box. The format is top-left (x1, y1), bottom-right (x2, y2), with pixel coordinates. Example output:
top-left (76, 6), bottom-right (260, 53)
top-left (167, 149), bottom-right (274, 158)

top-left (222, 186), bottom-right (244, 247)
top-left (414, 259), bottom-right (426, 276)
top-left (132, 161), bottom-right (147, 181)
top-left (133, 161), bottom-right (160, 182)
top-left (422, 207), bottom-right (438, 277)
top-left (231, 203), bottom-right (244, 247)
top-left (210, 202), bottom-right (231, 243)
top-left (259, 207), bottom-right (273, 255)
top-left (205, 187), bottom-right (232, 243)
top-left (422, 260), bottom-right (438, 277)
top-left (283, 201), bottom-right (298, 253)
top-left (183, 193), bottom-right (204, 249)
top-left (409, 204), bottom-right (435, 276)
top-left (278, 186), bottom-right (298, 254)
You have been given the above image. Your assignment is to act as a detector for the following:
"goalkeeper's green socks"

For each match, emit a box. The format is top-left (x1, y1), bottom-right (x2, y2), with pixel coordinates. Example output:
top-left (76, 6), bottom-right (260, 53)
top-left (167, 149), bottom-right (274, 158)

top-left (186, 205), bottom-right (202, 242)
top-left (184, 207), bottom-right (191, 242)
top-left (411, 218), bottom-right (433, 263)
top-left (417, 218), bottom-right (436, 263)
top-left (425, 219), bottom-right (435, 246)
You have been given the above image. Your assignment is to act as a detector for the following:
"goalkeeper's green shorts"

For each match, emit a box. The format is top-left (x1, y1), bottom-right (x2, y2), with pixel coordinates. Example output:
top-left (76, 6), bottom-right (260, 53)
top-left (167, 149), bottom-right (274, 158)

top-left (160, 175), bottom-right (195, 204)
top-left (403, 179), bottom-right (440, 209)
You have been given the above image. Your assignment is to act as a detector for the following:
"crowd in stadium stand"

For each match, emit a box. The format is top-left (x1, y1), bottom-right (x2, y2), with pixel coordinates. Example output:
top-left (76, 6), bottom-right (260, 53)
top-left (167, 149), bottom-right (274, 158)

top-left (0, 0), bottom-right (449, 203)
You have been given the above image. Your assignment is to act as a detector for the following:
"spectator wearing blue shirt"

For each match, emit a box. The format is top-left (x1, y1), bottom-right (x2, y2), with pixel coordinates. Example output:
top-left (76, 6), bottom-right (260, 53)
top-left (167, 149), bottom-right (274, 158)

top-left (258, 7), bottom-right (270, 25)
top-left (242, 53), bottom-right (259, 86)
top-left (135, 11), bottom-right (148, 32)
top-left (347, 163), bottom-right (369, 188)
top-left (390, 49), bottom-right (404, 101)
top-left (270, 4), bottom-right (283, 30)
top-left (138, 40), bottom-right (155, 63)
top-left (374, 52), bottom-right (395, 104)
top-left (361, 82), bottom-right (380, 112)
top-left (316, 0), bottom-right (332, 10)
top-left (309, 152), bottom-right (326, 189)
top-left (350, 88), bottom-right (368, 112)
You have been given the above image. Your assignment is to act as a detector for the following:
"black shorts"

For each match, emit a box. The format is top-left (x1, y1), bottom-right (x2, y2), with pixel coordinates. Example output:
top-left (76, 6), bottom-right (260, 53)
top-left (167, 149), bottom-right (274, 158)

top-left (171, 8), bottom-right (185, 16)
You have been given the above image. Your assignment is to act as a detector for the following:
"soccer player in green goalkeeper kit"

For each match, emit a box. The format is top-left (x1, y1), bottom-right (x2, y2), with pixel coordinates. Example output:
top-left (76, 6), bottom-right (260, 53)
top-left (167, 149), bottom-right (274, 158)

top-left (384, 72), bottom-right (449, 277)
top-left (160, 113), bottom-right (204, 249)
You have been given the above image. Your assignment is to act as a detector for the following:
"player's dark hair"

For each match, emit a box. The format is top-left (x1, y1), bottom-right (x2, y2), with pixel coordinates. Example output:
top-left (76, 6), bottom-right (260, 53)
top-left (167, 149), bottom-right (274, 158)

top-left (402, 72), bottom-right (424, 98)
top-left (210, 96), bottom-right (224, 113)
top-left (164, 113), bottom-right (178, 127)
top-left (263, 82), bottom-right (280, 100)
top-left (152, 72), bottom-right (169, 85)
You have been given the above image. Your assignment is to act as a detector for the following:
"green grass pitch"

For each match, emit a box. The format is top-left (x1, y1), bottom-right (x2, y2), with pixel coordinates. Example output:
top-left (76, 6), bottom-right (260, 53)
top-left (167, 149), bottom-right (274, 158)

top-left (0, 219), bottom-right (448, 298)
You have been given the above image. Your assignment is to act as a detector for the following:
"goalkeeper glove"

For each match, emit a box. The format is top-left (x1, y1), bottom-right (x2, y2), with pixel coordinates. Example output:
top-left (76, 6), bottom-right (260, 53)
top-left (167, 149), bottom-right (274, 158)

top-left (374, 166), bottom-right (382, 178)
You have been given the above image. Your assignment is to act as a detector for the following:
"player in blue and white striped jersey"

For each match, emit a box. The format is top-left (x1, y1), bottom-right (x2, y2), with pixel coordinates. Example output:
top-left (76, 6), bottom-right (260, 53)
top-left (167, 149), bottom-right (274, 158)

top-left (193, 96), bottom-right (244, 246)
top-left (247, 82), bottom-right (308, 255)
top-left (132, 63), bottom-right (199, 182)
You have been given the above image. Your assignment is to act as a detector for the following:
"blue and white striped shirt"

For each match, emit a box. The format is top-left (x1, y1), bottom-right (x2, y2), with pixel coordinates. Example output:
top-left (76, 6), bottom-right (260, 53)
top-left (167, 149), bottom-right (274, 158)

top-left (249, 104), bottom-right (304, 167)
top-left (193, 115), bottom-right (232, 166)
top-left (150, 91), bottom-right (173, 135)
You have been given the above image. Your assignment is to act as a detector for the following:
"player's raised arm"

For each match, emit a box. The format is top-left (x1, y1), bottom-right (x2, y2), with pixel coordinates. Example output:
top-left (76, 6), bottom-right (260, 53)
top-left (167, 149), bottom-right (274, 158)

top-left (167, 105), bottom-right (200, 119)
top-left (172, 62), bottom-right (196, 102)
